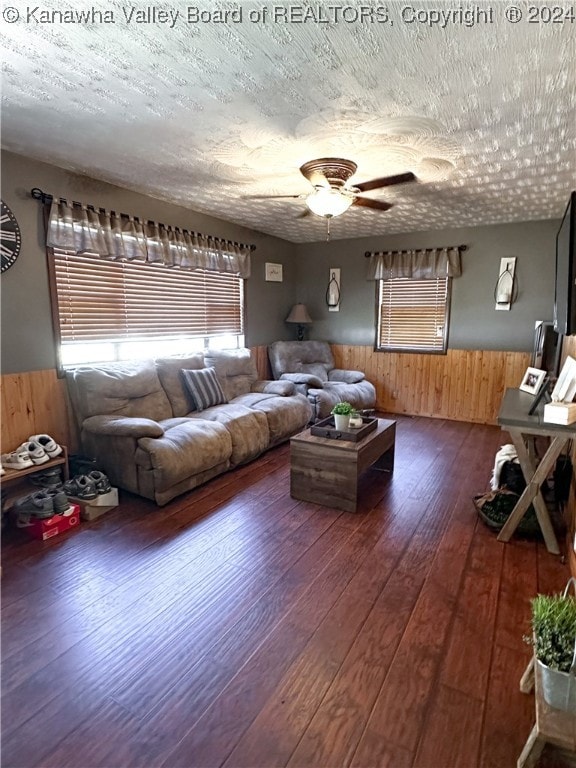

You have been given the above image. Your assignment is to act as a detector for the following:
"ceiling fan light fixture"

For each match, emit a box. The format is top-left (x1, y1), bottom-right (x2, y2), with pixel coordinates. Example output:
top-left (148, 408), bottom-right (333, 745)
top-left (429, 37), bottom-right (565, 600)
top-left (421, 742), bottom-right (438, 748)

top-left (305, 188), bottom-right (354, 218)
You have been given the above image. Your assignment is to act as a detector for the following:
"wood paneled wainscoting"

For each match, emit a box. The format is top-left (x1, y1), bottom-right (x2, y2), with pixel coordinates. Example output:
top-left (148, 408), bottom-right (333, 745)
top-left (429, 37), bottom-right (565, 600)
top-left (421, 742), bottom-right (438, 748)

top-left (0, 347), bottom-right (528, 454)
top-left (0, 369), bottom-right (77, 455)
top-left (332, 346), bottom-right (530, 425)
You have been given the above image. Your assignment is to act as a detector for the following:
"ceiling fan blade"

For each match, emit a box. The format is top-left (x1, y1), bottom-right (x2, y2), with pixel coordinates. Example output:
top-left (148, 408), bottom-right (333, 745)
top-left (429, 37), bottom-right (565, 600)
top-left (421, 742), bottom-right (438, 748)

top-left (355, 171), bottom-right (417, 193)
top-left (352, 197), bottom-right (393, 211)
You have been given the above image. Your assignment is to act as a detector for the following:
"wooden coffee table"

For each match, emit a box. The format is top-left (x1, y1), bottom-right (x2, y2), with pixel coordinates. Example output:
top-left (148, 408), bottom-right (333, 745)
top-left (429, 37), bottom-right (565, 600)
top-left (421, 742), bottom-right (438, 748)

top-left (290, 418), bottom-right (396, 512)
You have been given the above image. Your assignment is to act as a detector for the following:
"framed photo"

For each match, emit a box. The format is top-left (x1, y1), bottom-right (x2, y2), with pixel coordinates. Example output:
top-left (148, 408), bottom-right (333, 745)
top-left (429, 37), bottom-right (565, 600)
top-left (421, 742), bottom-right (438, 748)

top-left (551, 355), bottom-right (576, 403)
top-left (519, 366), bottom-right (547, 395)
top-left (265, 263), bottom-right (283, 282)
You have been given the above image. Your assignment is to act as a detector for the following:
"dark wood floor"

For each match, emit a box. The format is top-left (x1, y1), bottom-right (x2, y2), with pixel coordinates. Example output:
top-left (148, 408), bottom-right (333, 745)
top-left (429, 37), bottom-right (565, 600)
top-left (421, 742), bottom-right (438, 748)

top-left (1, 415), bottom-right (571, 768)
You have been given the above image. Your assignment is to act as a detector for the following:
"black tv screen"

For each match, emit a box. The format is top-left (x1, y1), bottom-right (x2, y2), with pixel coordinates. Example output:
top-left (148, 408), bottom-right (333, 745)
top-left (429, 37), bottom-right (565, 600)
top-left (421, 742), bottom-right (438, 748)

top-left (554, 190), bottom-right (576, 336)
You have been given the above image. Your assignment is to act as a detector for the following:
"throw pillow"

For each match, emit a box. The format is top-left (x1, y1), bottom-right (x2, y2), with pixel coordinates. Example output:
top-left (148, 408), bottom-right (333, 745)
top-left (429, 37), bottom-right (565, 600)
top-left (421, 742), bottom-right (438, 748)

top-left (181, 367), bottom-right (227, 411)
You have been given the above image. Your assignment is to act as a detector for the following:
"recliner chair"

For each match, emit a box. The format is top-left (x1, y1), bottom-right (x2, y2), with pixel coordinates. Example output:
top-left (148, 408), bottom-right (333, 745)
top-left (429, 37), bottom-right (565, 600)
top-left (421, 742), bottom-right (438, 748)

top-left (268, 340), bottom-right (376, 421)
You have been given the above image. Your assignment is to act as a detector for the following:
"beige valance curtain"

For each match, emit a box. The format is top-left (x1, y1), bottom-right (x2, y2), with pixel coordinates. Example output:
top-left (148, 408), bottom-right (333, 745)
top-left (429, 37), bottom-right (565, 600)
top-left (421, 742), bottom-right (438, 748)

top-left (366, 247), bottom-right (462, 280)
top-left (46, 198), bottom-right (252, 278)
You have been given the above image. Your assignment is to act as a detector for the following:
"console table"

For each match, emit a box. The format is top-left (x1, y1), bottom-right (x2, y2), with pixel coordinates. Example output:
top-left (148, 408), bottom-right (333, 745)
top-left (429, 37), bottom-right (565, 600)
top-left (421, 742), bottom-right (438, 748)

top-left (497, 388), bottom-right (575, 555)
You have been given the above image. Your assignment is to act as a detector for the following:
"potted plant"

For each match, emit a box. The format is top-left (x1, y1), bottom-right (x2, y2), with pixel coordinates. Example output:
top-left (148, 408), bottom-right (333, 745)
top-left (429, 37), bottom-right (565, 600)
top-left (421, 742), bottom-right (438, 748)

top-left (529, 579), bottom-right (576, 712)
top-left (331, 401), bottom-right (354, 431)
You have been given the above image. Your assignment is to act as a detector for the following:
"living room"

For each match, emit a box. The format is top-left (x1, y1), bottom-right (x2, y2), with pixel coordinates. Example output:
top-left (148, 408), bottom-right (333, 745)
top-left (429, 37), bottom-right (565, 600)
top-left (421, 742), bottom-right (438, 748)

top-left (2, 4), bottom-right (576, 767)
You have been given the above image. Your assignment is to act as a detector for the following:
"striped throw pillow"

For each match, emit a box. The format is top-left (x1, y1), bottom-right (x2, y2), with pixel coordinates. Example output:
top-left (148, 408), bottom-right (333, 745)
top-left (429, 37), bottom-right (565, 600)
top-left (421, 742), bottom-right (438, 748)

top-left (181, 367), bottom-right (227, 411)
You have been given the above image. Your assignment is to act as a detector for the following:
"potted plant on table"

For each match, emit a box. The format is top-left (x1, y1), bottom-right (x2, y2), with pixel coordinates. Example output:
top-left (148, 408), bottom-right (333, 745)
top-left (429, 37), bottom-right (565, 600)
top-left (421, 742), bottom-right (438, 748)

top-left (331, 401), bottom-right (354, 431)
top-left (529, 579), bottom-right (576, 712)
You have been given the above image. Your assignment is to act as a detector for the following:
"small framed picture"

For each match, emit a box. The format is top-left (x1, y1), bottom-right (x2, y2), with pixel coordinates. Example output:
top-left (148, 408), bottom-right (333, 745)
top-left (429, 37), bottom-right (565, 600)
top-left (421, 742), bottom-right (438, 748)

top-left (519, 366), bottom-right (547, 395)
top-left (265, 263), bottom-right (283, 282)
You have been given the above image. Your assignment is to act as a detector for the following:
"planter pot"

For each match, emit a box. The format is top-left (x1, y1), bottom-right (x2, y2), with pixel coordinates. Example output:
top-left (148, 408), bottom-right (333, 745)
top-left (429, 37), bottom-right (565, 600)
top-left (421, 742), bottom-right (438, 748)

top-left (537, 658), bottom-right (576, 713)
top-left (333, 414), bottom-right (350, 431)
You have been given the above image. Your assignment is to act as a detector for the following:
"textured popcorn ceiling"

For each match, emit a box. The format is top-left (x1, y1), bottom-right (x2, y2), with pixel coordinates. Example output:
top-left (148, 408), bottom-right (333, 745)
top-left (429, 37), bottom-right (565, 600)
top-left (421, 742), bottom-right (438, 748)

top-left (1, 1), bottom-right (575, 242)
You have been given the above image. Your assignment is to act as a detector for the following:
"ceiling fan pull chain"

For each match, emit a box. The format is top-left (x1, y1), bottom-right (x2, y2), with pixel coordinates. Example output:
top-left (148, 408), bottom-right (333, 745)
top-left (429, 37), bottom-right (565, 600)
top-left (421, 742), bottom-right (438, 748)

top-left (326, 216), bottom-right (331, 241)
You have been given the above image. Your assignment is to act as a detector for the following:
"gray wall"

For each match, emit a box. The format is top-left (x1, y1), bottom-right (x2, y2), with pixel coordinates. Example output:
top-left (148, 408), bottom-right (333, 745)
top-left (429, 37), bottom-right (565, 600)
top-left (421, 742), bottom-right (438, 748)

top-left (1, 151), bottom-right (297, 373)
top-left (294, 220), bottom-right (560, 351)
top-left (1, 150), bottom-right (562, 374)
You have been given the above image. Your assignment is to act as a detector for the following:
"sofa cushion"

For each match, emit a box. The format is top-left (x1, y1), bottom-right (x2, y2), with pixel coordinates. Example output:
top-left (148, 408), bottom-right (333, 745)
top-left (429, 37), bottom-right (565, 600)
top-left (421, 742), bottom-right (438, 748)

top-left (136, 419), bottom-right (232, 491)
top-left (181, 367), bottom-right (228, 411)
top-left (300, 363), bottom-right (329, 381)
top-left (308, 380), bottom-right (376, 420)
top-left (204, 348), bottom-right (258, 401)
top-left (233, 392), bottom-right (312, 444)
top-left (155, 354), bottom-right (205, 417)
top-left (268, 340), bottom-right (335, 380)
top-left (68, 360), bottom-right (172, 422)
top-left (191, 403), bottom-right (269, 466)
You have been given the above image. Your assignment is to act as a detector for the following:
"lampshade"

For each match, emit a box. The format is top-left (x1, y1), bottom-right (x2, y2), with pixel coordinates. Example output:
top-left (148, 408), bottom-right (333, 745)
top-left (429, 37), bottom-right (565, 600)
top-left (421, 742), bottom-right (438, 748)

top-left (305, 188), bottom-right (354, 218)
top-left (285, 303), bottom-right (312, 324)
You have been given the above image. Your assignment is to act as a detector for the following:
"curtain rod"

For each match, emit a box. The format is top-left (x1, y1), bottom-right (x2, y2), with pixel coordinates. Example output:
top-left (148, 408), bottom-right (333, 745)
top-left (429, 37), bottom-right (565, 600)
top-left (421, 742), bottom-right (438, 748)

top-left (30, 187), bottom-right (257, 251)
top-left (365, 244), bottom-right (467, 257)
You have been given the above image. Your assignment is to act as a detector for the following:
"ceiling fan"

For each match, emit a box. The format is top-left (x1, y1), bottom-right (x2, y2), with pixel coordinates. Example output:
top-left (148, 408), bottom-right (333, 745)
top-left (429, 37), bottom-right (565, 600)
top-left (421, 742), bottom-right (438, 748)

top-left (247, 158), bottom-right (417, 220)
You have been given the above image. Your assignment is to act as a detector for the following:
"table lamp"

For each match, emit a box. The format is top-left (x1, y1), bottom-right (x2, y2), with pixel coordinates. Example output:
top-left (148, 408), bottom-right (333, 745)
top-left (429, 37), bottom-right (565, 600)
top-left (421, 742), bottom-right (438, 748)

top-left (286, 303), bottom-right (312, 341)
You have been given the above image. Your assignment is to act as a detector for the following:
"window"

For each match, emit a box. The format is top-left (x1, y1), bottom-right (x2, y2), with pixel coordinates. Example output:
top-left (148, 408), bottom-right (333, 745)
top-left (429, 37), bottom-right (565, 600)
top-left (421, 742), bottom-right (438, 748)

top-left (49, 250), bottom-right (244, 368)
top-left (376, 276), bottom-right (451, 353)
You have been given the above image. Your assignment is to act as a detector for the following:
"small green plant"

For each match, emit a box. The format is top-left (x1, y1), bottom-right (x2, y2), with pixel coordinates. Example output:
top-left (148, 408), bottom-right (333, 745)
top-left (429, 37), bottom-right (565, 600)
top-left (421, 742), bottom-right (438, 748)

top-left (331, 401), bottom-right (354, 416)
top-left (529, 591), bottom-right (576, 672)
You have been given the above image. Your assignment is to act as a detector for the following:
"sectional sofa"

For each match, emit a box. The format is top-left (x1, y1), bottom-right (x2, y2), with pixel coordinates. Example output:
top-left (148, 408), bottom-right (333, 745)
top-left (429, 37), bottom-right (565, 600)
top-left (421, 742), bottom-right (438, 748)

top-left (66, 348), bottom-right (312, 505)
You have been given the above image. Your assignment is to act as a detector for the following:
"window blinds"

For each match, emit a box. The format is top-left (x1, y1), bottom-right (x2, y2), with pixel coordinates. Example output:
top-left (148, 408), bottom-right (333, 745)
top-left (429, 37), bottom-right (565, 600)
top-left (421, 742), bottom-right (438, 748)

top-left (52, 251), bottom-right (243, 342)
top-left (377, 277), bottom-right (450, 352)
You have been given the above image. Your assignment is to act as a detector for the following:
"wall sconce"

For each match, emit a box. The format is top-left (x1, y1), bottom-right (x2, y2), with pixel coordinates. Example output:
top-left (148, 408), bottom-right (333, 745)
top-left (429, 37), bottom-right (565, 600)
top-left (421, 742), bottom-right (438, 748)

top-left (494, 257), bottom-right (517, 311)
top-left (326, 268), bottom-right (341, 312)
top-left (286, 303), bottom-right (312, 341)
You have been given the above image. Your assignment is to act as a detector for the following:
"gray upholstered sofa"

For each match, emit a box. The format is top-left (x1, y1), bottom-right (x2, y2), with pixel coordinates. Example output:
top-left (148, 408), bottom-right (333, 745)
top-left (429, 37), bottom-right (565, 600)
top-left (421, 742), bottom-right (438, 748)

top-left (66, 348), bottom-right (311, 505)
top-left (268, 340), bottom-right (376, 421)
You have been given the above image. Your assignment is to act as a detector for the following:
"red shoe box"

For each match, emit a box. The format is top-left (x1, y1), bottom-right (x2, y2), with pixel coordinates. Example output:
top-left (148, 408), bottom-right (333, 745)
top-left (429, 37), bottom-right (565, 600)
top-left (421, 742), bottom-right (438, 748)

top-left (26, 504), bottom-right (81, 540)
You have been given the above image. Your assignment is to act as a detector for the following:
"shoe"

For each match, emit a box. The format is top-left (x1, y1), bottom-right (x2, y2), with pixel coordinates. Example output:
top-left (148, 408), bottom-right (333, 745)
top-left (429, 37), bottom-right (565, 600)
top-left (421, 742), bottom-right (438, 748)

top-left (45, 488), bottom-right (73, 516)
top-left (14, 491), bottom-right (55, 525)
top-left (63, 475), bottom-right (98, 500)
top-left (88, 470), bottom-right (112, 495)
top-left (1, 450), bottom-right (34, 470)
top-left (28, 434), bottom-right (63, 458)
top-left (18, 441), bottom-right (50, 465)
top-left (30, 467), bottom-right (64, 489)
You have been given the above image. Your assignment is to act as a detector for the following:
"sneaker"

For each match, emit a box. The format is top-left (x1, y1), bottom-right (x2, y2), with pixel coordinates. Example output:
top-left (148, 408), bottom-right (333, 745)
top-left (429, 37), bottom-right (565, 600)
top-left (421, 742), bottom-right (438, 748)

top-left (88, 470), bottom-right (112, 495)
top-left (63, 475), bottom-right (98, 500)
top-left (1, 450), bottom-right (34, 470)
top-left (45, 488), bottom-right (73, 516)
top-left (14, 491), bottom-right (55, 525)
top-left (18, 441), bottom-right (50, 465)
top-left (28, 434), bottom-right (63, 458)
top-left (30, 467), bottom-right (64, 489)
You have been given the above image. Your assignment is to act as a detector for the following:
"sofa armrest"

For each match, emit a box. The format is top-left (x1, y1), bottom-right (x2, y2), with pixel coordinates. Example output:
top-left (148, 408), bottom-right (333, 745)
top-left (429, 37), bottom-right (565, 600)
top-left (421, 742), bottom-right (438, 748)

top-left (251, 380), bottom-right (296, 396)
top-left (82, 415), bottom-right (165, 438)
top-left (328, 369), bottom-right (365, 384)
top-left (280, 372), bottom-right (325, 388)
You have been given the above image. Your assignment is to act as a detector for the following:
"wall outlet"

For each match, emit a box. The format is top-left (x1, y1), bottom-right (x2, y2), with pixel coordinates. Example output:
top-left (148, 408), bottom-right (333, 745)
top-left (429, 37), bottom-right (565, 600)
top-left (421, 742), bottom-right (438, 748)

top-left (392, 390), bottom-right (399, 399)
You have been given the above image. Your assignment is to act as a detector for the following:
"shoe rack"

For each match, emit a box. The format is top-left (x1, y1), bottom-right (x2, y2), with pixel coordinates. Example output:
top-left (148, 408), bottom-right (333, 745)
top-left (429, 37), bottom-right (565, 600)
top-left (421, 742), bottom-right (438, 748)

top-left (1, 445), bottom-right (69, 504)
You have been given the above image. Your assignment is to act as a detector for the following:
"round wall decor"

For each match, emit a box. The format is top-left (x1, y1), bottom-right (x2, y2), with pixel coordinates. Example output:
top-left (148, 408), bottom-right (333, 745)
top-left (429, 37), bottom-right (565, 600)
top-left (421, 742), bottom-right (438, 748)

top-left (1, 200), bottom-right (22, 273)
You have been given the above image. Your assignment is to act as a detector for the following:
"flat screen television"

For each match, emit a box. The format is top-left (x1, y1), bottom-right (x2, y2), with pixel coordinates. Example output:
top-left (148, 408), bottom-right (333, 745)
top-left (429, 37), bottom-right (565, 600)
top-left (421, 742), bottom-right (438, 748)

top-left (554, 190), bottom-right (576, 336)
